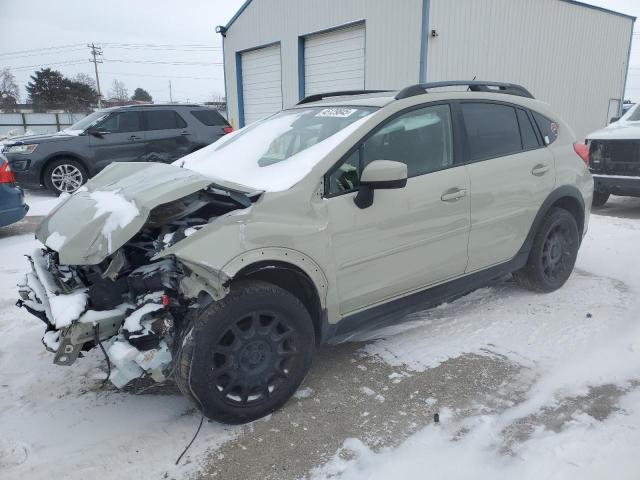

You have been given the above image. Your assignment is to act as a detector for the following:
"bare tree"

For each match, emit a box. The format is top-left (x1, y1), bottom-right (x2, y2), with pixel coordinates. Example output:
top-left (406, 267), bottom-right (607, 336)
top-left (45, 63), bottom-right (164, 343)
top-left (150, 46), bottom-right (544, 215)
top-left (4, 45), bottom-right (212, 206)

top-left (0, 68), bottom-right (20, 110)
top-left (210, 91), bottom-right (225, 103)
top-left (109, 79), bottom-right (129, 101)
top-left (74, 73), bottom-right (96, 89)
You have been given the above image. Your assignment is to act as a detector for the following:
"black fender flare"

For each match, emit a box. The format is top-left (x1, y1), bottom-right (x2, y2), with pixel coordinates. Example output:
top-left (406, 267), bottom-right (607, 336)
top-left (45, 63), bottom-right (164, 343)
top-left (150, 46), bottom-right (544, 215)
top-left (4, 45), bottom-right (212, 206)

top-left (518, 185), bottom-right (586, 258)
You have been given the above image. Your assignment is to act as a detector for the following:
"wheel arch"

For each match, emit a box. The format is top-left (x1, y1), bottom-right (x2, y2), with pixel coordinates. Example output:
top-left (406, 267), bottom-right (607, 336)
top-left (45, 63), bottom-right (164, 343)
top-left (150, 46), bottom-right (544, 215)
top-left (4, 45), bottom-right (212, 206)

top-left (224, 249), bottom-right (329, 345)
top-left (40, 153), bottom-right (92, 185)
top-left (519, 185), bottom-right (585, 257)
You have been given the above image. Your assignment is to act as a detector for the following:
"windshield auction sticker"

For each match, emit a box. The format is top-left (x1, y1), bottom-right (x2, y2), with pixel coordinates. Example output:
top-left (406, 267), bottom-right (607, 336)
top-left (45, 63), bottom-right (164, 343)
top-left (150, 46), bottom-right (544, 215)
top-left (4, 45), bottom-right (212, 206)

top-left (315, 108), bottom-right (357, 118)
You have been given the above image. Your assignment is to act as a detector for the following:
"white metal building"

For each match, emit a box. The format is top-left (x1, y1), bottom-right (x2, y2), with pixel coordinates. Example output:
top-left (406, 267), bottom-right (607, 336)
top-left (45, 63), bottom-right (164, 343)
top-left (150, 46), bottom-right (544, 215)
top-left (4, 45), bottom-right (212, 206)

top-left (218, 0), bottom-right (635, 138)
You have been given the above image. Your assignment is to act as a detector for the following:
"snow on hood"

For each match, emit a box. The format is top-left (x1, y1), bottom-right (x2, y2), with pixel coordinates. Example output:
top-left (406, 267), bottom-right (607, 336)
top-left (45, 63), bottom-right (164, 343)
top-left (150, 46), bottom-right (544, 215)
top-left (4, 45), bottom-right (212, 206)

top-left (587, 121), bottom-right (640, 141)
top-left (35, 162), bottom-right (213, 265)
top-left (55, 128), bottom-right (84, 136)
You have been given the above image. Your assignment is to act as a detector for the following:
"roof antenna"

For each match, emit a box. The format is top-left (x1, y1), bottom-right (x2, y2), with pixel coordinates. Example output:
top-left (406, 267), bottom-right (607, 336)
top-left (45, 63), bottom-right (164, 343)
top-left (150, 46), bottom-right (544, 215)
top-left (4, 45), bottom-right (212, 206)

top-left (468, 75), bottom-right (477, 91)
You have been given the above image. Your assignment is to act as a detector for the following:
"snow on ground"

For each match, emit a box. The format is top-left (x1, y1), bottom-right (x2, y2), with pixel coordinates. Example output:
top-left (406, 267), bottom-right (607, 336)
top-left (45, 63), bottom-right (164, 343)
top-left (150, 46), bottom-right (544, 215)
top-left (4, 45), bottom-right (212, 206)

top-left (0, 235), bottom-right (236, 479)
top-left (312, 197), bottom-right (640, 479)
top-left (1, 196), bottom-right (639, 479)
top-left (23, 189), bottom-right (66, 216)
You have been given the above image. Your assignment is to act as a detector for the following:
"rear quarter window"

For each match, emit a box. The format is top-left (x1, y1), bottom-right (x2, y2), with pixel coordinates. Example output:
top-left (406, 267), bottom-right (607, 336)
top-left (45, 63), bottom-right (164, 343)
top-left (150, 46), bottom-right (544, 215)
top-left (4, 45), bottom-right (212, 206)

top-left (191, 109), bottom-right (229, 126)
top-left (532, 112), bottom-right (559, 145)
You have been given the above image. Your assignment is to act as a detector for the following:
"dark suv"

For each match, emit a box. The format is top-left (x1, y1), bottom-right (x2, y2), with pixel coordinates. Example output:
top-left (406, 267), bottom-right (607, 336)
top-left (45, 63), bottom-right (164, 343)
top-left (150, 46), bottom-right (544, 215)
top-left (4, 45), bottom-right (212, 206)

top-left (2, 104), bottom-right (232, 194)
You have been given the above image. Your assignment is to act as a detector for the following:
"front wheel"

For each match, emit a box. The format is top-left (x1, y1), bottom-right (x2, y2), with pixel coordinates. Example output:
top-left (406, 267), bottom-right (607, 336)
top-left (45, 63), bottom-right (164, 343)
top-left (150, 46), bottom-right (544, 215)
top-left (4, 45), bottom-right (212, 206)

top-left (174, 280), bottom-right (315, 424)
top-left (514, 207), bottom-right (580, 293)
top-left (43, 158), bottom-right (88, 194)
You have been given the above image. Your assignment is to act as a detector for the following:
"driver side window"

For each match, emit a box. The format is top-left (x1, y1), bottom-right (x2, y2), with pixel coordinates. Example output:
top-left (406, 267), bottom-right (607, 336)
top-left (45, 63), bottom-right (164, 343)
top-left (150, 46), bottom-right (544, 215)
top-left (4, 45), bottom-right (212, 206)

top-left (328, 104), bottom-right (453, 194)
top-left (98, 111), bottom-right (141, 133)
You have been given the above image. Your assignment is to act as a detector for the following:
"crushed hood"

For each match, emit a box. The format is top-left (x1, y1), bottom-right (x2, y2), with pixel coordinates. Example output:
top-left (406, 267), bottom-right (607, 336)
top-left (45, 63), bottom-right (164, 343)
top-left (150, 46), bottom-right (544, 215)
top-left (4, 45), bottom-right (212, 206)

top-left (36, 162), bottom-right (213, 265)
top-left (587, 122), bottom-right (640, 141)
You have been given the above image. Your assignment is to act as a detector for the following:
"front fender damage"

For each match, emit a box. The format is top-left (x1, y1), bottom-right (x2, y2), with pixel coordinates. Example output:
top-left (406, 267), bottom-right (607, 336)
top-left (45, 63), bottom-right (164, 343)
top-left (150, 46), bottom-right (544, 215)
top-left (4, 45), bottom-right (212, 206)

top-left (17, 177), bottom-right (258, 390)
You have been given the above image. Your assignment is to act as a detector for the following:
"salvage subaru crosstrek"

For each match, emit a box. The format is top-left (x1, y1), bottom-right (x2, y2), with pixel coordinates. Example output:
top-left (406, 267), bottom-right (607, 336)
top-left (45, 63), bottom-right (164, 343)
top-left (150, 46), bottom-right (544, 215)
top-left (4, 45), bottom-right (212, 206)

top-left (17, 81), bottom-right (593, 424)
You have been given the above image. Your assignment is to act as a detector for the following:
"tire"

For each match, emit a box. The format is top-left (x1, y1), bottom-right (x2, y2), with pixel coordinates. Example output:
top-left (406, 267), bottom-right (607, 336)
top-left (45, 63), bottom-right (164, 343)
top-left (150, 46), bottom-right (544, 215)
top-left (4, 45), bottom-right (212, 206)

top-left (514, 207), bottom-right (580, 293)
top-left (43, 158), bottom-right (88, 194)
top-left (592, 191), bottom-right (610, 208)
top-left (174, 279), bottom-right (315, 424)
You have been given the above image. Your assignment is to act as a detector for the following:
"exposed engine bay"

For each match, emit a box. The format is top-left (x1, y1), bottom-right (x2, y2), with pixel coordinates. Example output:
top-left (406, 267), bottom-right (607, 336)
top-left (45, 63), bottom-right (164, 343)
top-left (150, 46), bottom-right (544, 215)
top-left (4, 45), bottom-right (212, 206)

top-left (17, 185), bottom-right (260, 388)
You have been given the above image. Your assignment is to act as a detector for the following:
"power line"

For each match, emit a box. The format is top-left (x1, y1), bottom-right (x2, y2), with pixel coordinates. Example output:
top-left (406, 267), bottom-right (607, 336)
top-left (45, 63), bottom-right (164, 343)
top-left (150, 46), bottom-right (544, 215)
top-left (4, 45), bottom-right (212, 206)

top-left (0, 43), bottom-right (86, 58)
top-left (0, 48), bottom-right (87, 60)
top-left (9, 59), bottom-right (87, 71)
top-left (103, 58), bottom-right (221, 66)
top-left (101, 70), bottom-right (220, 80)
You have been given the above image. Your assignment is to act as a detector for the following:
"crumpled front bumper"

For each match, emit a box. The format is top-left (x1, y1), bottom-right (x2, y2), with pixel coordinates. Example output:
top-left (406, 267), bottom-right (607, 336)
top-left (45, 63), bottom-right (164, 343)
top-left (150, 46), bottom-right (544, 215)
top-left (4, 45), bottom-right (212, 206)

top-left (17, 249), bottom-right (126, 365)
top-left (16, 249), bottom-right (174, 388)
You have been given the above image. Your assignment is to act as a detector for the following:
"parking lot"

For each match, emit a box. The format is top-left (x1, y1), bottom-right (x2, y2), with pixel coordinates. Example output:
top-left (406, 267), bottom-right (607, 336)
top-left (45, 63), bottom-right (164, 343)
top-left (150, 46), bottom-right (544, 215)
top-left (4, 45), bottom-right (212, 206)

top-left (1, 193), bottom-right (639, 479)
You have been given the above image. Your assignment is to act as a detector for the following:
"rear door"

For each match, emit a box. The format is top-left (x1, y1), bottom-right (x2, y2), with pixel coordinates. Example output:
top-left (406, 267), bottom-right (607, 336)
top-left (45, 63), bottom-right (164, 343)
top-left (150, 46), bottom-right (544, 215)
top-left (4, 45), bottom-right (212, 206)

top-left (461, 102), bottom-right (555, 272)
top-left (89, 110), bottom-right (145, 171)
top-left (142, 109), bottom-right (196, 163)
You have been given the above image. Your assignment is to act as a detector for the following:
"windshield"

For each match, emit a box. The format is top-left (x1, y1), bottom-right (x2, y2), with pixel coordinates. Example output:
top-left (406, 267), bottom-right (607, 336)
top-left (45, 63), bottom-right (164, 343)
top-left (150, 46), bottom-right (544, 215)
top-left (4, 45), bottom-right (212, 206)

top-left (66, 110), bottom-right (111, 132)
top-left (178, 106), bottom-right (377, 191)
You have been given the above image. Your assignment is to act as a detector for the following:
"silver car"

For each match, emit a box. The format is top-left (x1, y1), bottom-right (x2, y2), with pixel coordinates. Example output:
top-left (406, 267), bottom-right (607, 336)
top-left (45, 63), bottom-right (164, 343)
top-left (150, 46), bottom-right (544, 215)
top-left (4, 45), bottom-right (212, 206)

top-left (17, 81), bottom-right (593, 424)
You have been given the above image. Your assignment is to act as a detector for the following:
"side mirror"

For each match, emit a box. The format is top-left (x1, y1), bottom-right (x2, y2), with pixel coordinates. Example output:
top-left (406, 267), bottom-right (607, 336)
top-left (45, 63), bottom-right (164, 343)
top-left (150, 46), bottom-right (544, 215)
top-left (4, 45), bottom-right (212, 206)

top-left (354, 160), bottom-right (408, 209)
top-left (86, 126), bottom-right (106, 137)
top-left (609, 117), bottom-right (620, 124)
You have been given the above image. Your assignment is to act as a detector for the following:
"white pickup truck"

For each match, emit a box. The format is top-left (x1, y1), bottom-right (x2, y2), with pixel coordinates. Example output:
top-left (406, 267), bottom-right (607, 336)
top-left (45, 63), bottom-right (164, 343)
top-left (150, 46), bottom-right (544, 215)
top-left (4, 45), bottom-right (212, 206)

top-left (587, 103), bottom-right (640, 207)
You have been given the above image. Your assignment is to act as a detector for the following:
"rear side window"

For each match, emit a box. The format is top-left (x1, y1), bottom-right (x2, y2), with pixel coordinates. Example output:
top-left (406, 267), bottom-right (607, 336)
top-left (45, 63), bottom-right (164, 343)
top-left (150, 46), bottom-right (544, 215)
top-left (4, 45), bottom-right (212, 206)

top-left (532, 112), bottom-right (559, 145)
top-left (461, 103), bottom-right (522, 161)
top-left (144, 110), bottom-right (187, 130)
top-left (191, 109), bottom-right (228, 126)
top-left (517, 109), bottom-right (540, 150)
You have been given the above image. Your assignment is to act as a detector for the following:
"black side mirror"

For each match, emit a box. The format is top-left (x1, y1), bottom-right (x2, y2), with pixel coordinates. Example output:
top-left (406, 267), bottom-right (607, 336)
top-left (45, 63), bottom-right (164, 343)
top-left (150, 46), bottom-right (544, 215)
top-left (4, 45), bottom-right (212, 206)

top-left (86, 126), bottom-right (105, 137)
top-left (354, 160), bottom-right (408, 209)
top-left (609, 117), bottom-right (620, 124)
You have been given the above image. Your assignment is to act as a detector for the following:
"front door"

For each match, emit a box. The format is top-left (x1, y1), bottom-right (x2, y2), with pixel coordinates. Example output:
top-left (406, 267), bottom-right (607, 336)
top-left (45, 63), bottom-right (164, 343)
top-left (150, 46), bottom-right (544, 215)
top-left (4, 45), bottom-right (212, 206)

top-left (325, 104), bottom-right (471, 316)
top-left (90, 110), bottom-right (146, 171)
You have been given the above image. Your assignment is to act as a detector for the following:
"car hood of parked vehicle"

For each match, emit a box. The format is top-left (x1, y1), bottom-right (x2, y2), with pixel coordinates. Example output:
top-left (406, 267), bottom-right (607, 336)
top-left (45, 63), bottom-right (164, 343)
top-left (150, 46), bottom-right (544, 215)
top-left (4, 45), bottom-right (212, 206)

top-left (4, 131), bottom-right (81, 146)
top-left (587, 121), bottom-right (640, 141)
top-left (35, 162), bottom-right (220, 265)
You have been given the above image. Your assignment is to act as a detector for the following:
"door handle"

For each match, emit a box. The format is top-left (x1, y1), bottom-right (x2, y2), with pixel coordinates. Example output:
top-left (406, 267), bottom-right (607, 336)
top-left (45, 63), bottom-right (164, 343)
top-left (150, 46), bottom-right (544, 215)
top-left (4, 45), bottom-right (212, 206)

top-left (128, 135), bottom-right (141, 141)
top-left (441, 188), bottom-right (468, 202)
top-left (180, 131), bottom-right (191, 136)
top-left (531, 164), bottom-right (550, 176)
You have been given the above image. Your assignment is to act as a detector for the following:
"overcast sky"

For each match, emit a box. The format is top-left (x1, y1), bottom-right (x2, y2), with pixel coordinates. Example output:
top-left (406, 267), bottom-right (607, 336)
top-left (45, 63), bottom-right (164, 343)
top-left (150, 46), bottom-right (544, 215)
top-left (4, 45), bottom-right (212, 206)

top-left (0, 0), bottom-right (638, 104)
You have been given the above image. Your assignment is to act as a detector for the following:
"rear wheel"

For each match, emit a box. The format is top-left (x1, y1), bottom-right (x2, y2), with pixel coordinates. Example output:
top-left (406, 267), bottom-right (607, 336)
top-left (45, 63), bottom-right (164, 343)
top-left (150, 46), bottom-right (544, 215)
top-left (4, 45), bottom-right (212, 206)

top-left (43, 158), bottom-right (88, 194)
top-left (592, 191), bottom-right (610, 208)
top-left (514, 207), bottom-right (580, 293)
top-left (174, 280), bottom-right (315, 424)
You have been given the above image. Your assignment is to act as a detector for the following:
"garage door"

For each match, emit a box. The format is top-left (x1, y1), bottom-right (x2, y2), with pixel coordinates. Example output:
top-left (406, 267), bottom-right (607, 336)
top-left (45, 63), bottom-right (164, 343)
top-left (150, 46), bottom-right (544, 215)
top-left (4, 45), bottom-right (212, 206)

top-left (241, 44), bottom-right (282, 125)
top-left (304, 24), bottom-right (365, 97)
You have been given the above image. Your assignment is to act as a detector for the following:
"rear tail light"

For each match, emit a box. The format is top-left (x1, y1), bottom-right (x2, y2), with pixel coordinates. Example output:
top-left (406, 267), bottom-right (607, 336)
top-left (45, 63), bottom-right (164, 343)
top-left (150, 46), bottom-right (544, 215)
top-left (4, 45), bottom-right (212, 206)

top-left (573, 142), bottom-right (589, 166)
top-left (223, 126), bottom-right (233, 135)
top-left (0, 160), bottom-right (16, 184)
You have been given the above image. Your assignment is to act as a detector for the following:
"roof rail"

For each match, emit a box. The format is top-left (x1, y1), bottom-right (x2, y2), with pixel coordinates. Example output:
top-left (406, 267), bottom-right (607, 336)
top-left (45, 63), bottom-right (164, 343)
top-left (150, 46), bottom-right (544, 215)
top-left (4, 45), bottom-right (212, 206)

top-left (395, 81), bottom-right (534, 100)
top-left (297, 90), bottom-right (392, 105)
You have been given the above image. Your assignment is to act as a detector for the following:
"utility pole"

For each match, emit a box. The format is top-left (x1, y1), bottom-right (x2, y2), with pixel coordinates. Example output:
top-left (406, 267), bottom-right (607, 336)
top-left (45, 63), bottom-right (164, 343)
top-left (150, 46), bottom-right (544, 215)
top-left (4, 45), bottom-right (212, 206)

top-left (88, 43), bottom-right (103, 108)
top-left (168, 81), bottom-right (173, 103)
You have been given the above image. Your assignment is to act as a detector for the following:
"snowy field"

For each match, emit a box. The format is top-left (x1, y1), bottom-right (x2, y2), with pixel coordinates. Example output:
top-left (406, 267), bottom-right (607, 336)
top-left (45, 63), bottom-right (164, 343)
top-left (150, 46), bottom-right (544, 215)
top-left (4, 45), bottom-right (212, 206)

top-left (1, 194), bottom-right (639, 479)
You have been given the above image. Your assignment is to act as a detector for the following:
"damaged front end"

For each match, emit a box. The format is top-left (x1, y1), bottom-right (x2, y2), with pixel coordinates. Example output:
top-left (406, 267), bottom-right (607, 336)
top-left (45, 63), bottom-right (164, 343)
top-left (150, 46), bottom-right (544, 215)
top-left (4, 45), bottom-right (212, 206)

top-left (17, 163), bottom-right (260, 388)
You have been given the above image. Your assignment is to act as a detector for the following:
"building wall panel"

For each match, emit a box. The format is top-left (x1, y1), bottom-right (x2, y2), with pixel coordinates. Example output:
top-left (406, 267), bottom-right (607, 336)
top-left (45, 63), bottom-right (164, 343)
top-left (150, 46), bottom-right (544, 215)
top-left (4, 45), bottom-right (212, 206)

top-left (426, 0), bottom-right (634, 138)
